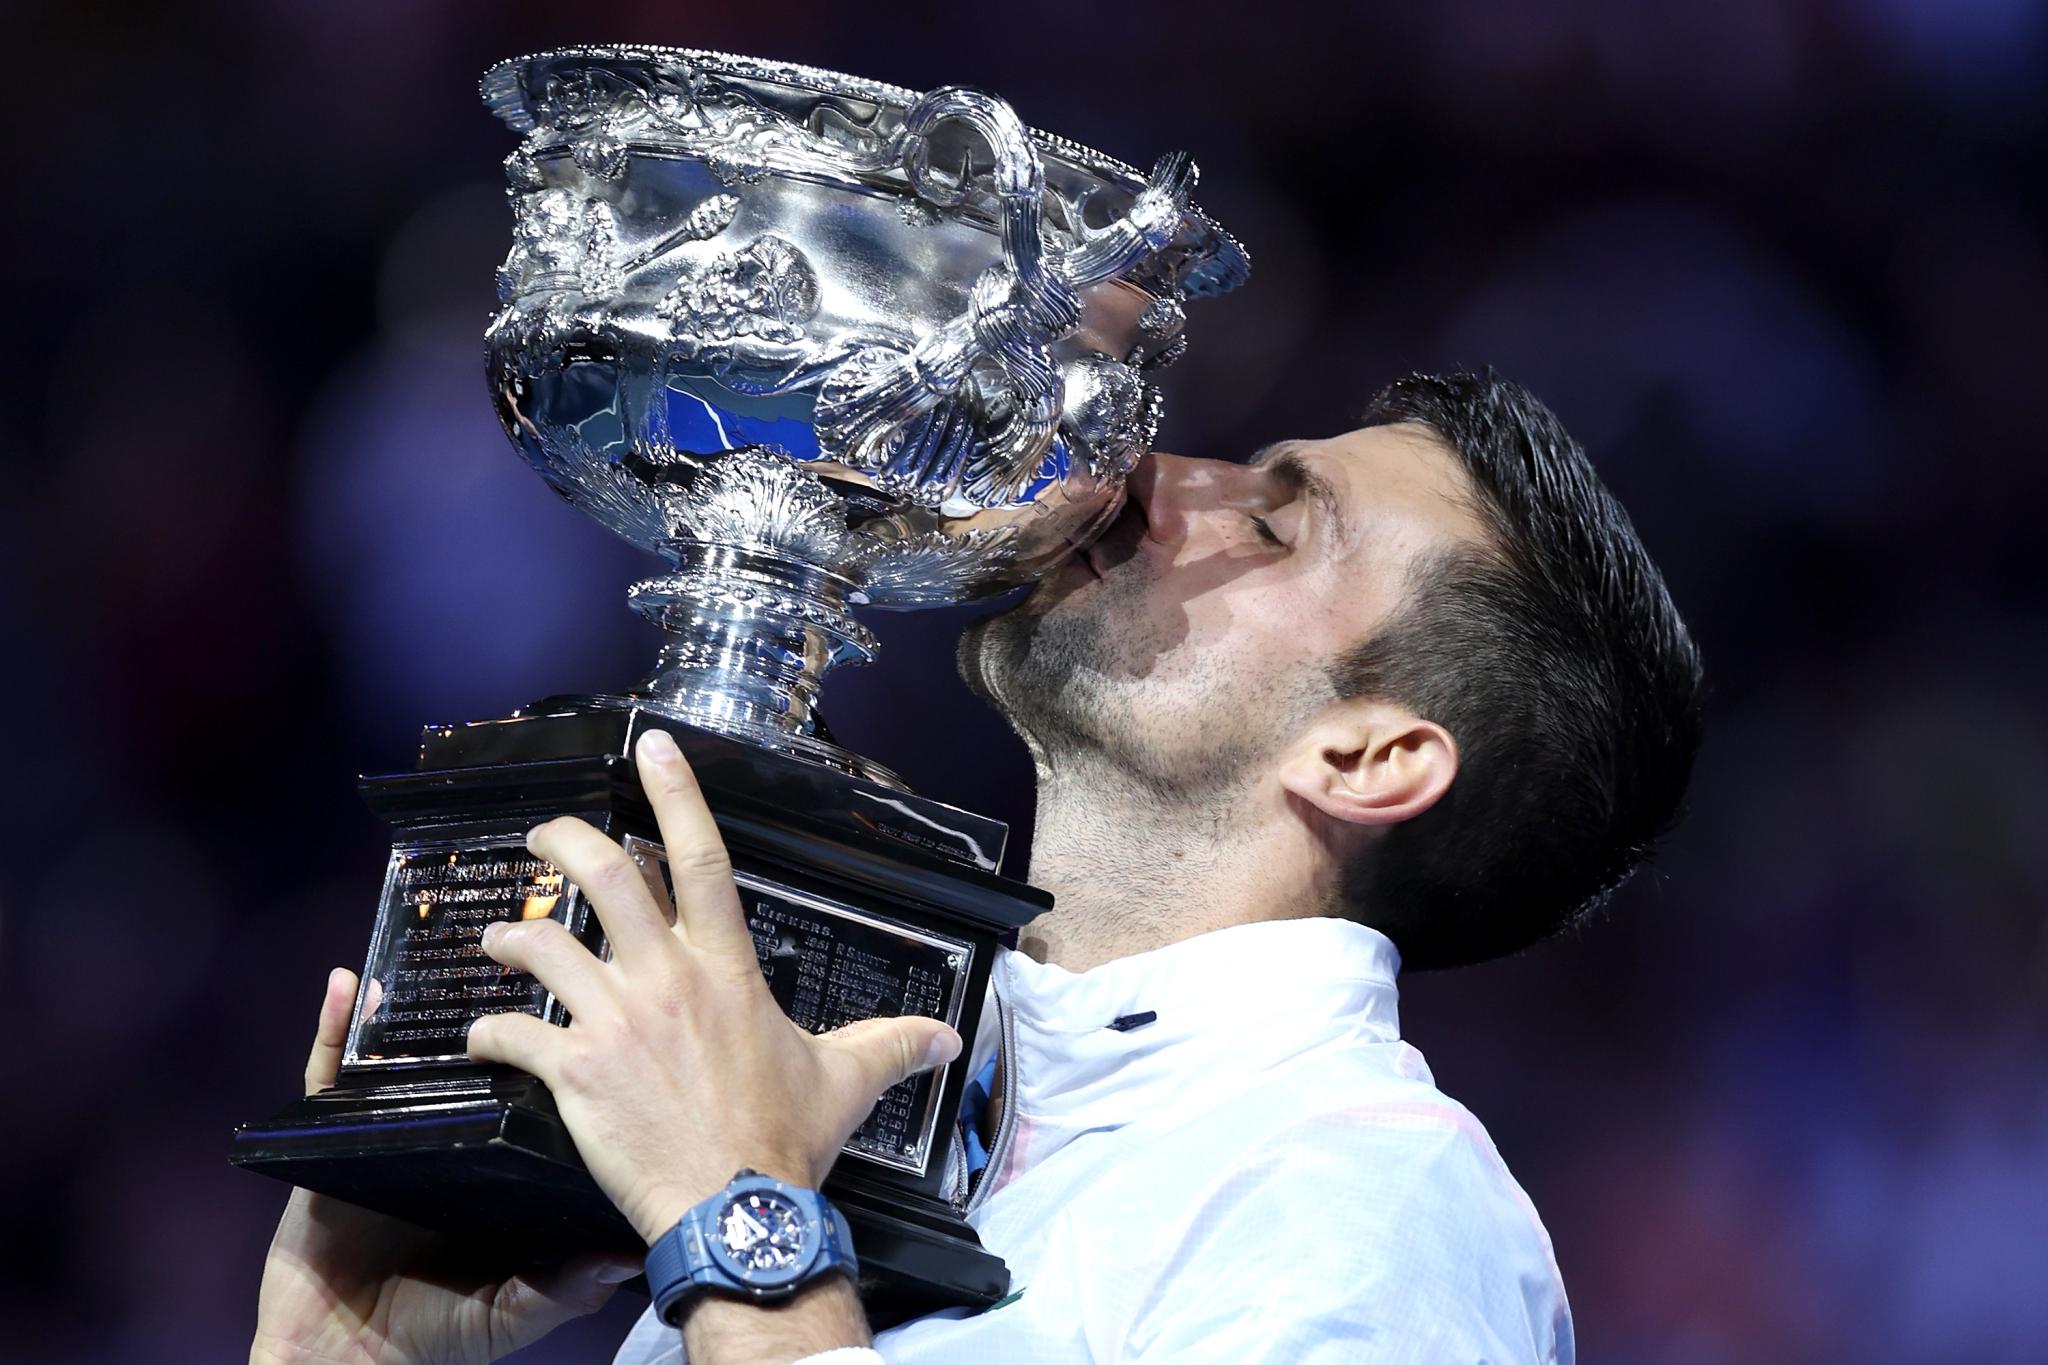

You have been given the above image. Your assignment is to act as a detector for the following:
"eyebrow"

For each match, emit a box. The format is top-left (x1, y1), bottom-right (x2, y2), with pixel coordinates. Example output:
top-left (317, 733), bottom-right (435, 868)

top-left (1251, 441), bottom-right (1350, 550)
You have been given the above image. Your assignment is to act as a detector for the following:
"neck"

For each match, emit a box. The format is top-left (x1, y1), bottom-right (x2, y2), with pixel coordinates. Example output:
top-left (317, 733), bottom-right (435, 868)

top-left (1018, 752), bottom-right (1321, 973)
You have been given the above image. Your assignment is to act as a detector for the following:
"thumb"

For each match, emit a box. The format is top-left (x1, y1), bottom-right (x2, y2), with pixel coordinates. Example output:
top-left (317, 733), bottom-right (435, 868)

top-left (488, 1253), bottom-right (641, 1354)
top-left (302, 967), bottom-right (359, 1096)
top-left (821, 1014), bottom-right (963, 1108)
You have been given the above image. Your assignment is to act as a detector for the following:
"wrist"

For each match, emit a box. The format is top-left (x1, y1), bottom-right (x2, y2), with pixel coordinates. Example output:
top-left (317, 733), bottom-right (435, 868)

top-left (647, 1171), bottom-right (857, 1329)
top-left (637, 1155), bottom-right (818, 1246)
top-left (680, 1273), bottom-right (870, 1363)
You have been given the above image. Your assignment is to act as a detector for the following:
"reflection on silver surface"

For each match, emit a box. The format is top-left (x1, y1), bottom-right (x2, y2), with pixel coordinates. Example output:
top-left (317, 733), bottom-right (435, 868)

top-left (481, 46), bottom-right (1248, 778)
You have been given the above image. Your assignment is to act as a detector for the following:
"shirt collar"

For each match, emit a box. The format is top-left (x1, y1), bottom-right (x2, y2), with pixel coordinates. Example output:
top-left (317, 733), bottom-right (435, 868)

top-left (989, 917), bottom-right (1402, 1169)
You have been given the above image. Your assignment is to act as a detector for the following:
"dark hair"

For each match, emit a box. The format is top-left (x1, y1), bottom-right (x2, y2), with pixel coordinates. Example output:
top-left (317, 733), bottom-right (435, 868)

top-left (1336, 370), bottom-right (1706, 970)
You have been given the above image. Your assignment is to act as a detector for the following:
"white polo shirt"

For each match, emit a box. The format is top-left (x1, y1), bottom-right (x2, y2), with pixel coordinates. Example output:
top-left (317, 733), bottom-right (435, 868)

top-left (615, 917), bottom-right (1574, 1363)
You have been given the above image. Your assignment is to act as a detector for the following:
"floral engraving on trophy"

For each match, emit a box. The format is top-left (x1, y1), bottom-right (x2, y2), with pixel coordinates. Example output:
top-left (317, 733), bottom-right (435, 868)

top-left (852, 526), bottom-right (1024, 603)
top-left (498, 188), bottom-right (628, 305)
top-left (542, 66), bottom-right (635, 180)
top-left (1137, 294), bottom-right (1187, 340)
top-left (488, 48), bottom-right (1251, 292)
top-left (649, 447), bottom-right (848, 558)
top-left (1062, 350), bottom-right (1160, 479)
top-left (1130, 294), bottom-right (1190, 371)
top-left (695, 108), bottom-right (793, 187)
top-left (679, 191), bottom-right (742, 241)
top-left (656, 234), bottom-right (822, 347)
top-left (498, 187), bottom-right (573, 300)
top-left (1135, 332), bottom-right (1189, 372)
top-left (518, 56), bottom-right (861, 190)
top-left (518, 430), bottom-right (671, 551)
top-left (575, 200), bottom-right (626, 299)
top-left (504, 141), bottom-right (545, 192)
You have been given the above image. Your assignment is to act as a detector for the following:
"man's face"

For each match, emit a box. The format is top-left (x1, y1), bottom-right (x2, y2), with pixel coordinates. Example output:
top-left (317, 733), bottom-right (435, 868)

top-left (960, 422), bottom-right (1490, 792)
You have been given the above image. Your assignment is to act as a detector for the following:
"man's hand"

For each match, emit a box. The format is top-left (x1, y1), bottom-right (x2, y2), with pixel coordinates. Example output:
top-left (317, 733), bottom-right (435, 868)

top-left (466, 727), bottom-right (962, 1356)
top-left (251, 968), bottom-right (639, 1365)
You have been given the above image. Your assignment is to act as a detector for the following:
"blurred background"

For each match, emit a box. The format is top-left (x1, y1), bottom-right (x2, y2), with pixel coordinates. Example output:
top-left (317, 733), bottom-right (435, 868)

top-left (2, 1), bottom-right (2044, 1361)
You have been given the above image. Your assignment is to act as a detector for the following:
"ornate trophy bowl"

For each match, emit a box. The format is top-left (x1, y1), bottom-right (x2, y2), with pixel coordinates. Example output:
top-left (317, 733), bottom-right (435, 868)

top-left (230, 46), bottom-right (1246, 1321)
top-left (482, 46), bottom-right (1247, 781)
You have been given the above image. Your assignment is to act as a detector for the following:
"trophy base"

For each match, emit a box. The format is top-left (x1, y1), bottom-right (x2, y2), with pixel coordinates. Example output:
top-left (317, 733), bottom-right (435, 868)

top-left (231, 1069), bottom-right (1008, 1324)
top-left (231, 702), bottom-right (1042, 1321)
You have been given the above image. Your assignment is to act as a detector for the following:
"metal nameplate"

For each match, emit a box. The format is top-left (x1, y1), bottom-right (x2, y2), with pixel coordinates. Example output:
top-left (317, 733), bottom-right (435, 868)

top-left (344, 831), bottom-right (972, 1179)
top-left (344, 836), bottom-right (588, 1068)
top-left (625, 835), bottom-right (972, 1177)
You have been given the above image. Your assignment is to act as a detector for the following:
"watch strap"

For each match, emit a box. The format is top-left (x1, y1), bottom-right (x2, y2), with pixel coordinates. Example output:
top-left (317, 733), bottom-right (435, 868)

top-left (645, 1201), bottom-right (715, 1326)
top-left (647, 1171), bottom-right (858, 1325)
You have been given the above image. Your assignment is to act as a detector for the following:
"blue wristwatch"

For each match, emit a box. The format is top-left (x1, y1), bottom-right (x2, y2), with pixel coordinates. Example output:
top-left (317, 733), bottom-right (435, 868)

top-left (645, 1169), bottom-right (858, 1325)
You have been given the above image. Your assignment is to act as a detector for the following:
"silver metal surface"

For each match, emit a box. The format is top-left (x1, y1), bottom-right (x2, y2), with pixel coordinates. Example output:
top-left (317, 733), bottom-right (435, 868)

top-left (482, 46), bottom-right (1248, 776)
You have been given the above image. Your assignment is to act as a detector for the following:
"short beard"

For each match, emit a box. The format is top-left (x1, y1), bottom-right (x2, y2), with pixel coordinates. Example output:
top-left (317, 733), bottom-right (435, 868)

top-left (957, 574), bottom-right (1317, 805)
top-left (956, 583), bottom-right (1112, 767)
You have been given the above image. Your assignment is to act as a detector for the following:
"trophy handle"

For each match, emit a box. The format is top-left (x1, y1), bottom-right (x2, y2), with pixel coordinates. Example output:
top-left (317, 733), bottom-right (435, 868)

top-left (813, 90), bottom-right (1197, 508)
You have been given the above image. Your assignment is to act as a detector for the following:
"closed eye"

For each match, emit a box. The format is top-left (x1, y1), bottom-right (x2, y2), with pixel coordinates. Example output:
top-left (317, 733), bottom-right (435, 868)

top-left (1249, 513), bottom-right (1283, 546)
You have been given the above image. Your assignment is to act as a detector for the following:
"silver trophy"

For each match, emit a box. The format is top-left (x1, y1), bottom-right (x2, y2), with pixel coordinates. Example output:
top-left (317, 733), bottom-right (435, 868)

top-left (482, 46), bottom-right (1245, 781)
top-left (232, 45), bottom-right (1246, 1317)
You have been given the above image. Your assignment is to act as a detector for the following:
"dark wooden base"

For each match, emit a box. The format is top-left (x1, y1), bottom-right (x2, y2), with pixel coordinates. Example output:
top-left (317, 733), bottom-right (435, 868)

top-left (230, 703), bottom-right (1041, 1318)
top-left (230, 1069), bottom-right (1010, 1319)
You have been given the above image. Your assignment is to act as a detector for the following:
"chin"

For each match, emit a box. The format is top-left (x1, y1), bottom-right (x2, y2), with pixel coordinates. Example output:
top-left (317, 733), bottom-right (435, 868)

top-left (958, 578), bottom-right (1109, 736)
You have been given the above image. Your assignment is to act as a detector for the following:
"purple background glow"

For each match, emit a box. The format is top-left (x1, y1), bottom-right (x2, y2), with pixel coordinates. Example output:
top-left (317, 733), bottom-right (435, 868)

top-left (1, 3), bottom-right (2043, 1360)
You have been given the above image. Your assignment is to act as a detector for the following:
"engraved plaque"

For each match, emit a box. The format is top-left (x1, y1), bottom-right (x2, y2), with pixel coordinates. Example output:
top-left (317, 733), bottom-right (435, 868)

top-left (624, 836), bottom-right (973, 1176)
top-left (345, 837), bottom-right (588, 1067)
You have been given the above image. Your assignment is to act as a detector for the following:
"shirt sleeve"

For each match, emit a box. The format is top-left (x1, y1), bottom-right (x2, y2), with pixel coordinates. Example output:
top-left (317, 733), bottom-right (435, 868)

top-left (1113, 1107), bottom-right (1570, 1364)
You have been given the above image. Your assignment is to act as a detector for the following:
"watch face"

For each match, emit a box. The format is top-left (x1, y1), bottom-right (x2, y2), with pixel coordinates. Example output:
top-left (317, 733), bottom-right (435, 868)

top-left (716, 1189), bottom-right (811, 1277)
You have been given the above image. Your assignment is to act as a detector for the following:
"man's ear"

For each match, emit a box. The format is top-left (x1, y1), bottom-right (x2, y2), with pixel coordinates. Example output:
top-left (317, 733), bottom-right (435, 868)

top-left (1277, 700), bottom-right (1458, 829)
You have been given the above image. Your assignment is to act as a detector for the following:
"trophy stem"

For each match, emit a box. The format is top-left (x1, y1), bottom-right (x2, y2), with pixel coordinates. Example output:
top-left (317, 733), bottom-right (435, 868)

top-left (618, 542), bottom-right (900, 785)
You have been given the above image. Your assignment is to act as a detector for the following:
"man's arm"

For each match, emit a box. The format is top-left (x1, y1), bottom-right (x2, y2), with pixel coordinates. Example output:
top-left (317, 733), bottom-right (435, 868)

top-left (680, 1283), bottom-right (874, 1363)
top-left (467, 726), bottom-right (961, 1365)
top-left (250, 968), bottom-right (638, 1365)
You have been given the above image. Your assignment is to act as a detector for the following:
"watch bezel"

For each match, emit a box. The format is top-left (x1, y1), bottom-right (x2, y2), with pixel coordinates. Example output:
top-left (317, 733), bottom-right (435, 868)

top-left (704, 1176), bottom-right (822, 1295)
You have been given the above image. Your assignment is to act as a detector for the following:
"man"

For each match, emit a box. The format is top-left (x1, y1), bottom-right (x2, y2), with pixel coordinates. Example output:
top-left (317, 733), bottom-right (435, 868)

top-left (252, 371), bottom-right (1704, 1364)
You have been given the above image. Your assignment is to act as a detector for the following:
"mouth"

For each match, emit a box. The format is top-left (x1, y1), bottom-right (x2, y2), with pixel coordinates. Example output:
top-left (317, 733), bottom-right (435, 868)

top-left (1051, 546), bottom-right (1100, 583)
top-left (1084, 492), bottom-right (1148, 577)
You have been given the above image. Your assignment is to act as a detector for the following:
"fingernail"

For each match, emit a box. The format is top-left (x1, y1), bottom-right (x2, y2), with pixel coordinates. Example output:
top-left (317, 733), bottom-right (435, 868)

top-left (923, 1028), bottom-right (962, 1070)
top-left (593, 1258), bottom-right (641, 1284)
top-left (481, 921), bottom-right (507, 948)
top-left (638, 728), bottom-right (681, 764)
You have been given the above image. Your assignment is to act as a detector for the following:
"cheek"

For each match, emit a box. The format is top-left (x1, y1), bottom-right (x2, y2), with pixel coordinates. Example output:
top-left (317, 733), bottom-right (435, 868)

top-left (1146, 590), bottom-right (1326, 703)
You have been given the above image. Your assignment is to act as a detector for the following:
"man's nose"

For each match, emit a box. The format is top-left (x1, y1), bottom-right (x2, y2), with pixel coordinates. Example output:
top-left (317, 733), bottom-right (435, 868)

top-left (1124, 449), bottom-right (1233, 545)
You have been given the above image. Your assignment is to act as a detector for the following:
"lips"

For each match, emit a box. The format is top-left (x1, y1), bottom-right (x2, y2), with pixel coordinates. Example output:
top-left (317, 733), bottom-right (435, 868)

top-left (1084, 494), bottom-right (1148, 576)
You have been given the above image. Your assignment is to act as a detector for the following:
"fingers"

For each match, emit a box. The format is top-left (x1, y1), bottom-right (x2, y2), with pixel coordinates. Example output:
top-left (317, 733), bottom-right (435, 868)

top-left (479, 917), bottom-right (612, 1020)
top-left (527, 813), bottom-right (675, 970)
top-left (466, 1007), bottom-right (566, 1077)
top-left (633, 729), bottom-right (753, 959)
top-left (818, 1016), bottom-right (962, 1119)
top-left (303, 967), bottom-right (358, 1096)
top-left (488, 1252), bottom-right (643, 1354)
